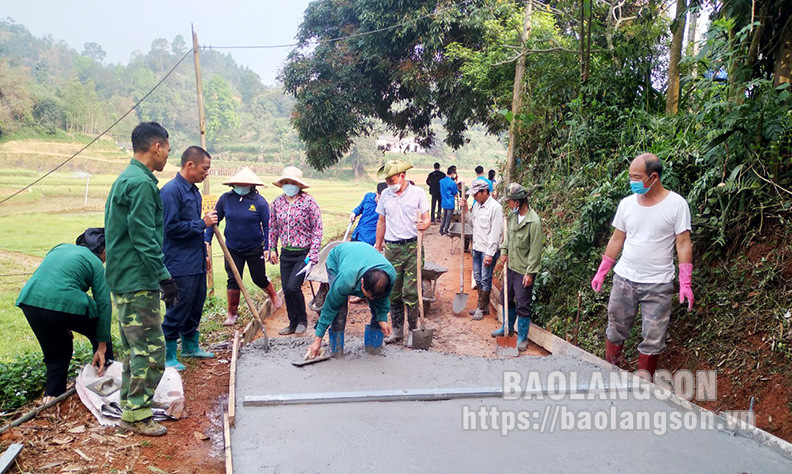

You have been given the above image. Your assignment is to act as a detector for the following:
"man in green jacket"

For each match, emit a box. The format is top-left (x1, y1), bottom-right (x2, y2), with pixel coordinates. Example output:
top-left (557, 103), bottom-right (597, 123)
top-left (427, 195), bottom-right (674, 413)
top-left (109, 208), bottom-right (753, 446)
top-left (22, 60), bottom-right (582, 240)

top-left (16, 228), bottom-right (114, 405)
top-left (493, 183), bottom-right (543, 352)
top-left (105, 122), bottom-right (178, 437)
top-left (305, 242), bottom-right (395, 359)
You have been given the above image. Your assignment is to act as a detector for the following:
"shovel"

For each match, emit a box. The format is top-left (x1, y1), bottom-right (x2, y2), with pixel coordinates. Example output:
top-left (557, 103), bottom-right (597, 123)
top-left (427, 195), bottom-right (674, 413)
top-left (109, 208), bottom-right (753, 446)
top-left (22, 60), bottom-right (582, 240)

top-left (407, 210), bottom-right (434, 350)
top-left (496, 217), bottom-right (519, 357)
top-left (452, 183), bottom-right (469, 314)
top-left (343, 219), bottom-right (354, 241)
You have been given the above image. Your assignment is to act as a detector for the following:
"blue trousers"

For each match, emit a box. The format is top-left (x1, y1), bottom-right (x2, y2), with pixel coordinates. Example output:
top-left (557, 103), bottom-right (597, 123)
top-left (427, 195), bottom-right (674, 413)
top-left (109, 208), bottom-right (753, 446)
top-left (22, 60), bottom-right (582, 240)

top-left (162, 273), bottom-right (207, 341)
top-left (472, 250), bottom-right (500, 292)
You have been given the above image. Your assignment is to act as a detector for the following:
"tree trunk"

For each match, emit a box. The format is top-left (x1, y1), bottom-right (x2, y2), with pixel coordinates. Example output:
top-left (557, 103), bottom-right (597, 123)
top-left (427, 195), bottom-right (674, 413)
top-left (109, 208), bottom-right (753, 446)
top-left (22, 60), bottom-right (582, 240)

top-left (686, 5), bottom-right (698, 65)
top-left (774, 15), bottom-right (792, 87)
top-left (505, 0), bottom-right (532, 187)
top-left (666, 0), bottom-right (687, 115)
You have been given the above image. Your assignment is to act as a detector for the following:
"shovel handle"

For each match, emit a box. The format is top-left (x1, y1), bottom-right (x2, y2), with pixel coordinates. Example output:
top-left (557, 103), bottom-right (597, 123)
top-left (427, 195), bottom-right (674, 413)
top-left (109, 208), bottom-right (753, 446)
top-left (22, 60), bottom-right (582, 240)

top-left (459, 181), bottom-right (465, 291)
top-left (502, 216), bottom-right (509, 332)
top-left (416, 209), bottom-right (425, 329)
top-left (343, 220), bottom-right (353, 241)
top-left (213, 225), bottom-right (269, 348)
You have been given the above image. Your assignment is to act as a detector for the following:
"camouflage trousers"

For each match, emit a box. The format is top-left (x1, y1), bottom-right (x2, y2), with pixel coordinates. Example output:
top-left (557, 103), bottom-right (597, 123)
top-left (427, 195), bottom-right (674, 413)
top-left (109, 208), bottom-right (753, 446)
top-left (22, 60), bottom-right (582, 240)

top-left (606, 275), bottom-right (675, 355)
top-left (114, 290), bottom-right (166, 422)
top-left (384, 240), bottom-right (423, 309)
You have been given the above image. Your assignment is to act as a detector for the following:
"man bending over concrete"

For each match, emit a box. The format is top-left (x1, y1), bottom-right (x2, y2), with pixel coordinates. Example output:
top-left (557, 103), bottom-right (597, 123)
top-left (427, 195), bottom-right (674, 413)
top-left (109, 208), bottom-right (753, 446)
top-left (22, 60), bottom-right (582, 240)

top-left (306, 242), bottom-right (395, 358)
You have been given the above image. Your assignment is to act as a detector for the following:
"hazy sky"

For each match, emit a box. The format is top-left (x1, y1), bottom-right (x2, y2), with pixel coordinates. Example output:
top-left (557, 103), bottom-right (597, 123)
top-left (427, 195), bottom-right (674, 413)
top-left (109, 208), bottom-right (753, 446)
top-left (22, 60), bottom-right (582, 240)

top-left (3, 0), bottom-right (314, 85)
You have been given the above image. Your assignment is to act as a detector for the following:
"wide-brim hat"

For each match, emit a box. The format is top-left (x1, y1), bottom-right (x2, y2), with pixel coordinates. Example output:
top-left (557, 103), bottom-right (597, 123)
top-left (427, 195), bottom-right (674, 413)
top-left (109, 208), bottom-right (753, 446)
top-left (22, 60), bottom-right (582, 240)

top-left (223, 167), bottom-right (266, 187)
top-left (466, 179), bottom-right (489, 196)
top-left (273, 165), bottom-right (310, 189)
top-left (505, 183), bottom-right (529, 200)
top-left (376, 159), bottom-right (413, 180)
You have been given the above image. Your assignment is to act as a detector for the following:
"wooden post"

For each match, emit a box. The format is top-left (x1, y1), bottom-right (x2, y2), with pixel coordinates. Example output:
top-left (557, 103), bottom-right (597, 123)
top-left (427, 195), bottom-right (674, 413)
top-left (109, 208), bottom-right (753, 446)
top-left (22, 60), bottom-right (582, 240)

top-left (213, 225), bottom-right (270, 351)
top-left (504, 0), bottom-right (532, 187)
top-left (193, 25), bottom-right (215, 296)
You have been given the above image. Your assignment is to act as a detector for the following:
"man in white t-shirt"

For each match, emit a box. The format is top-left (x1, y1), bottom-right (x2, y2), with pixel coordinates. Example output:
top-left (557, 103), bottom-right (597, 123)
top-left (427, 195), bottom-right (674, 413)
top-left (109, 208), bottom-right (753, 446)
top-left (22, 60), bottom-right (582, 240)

top-left (374, 159), bottom-right (431, 345)
top-left (590, 153), bottom-right (694, 381)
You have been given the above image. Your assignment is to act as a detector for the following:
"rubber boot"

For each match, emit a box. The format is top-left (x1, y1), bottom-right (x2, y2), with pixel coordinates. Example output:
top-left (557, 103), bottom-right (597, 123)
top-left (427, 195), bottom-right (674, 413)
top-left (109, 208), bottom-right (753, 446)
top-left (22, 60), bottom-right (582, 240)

top-left (473, 290), bottom-right (484, 321)
top-left (406, 305), bottom-right (419, 331)
top-left (181, 332), bottom-right (214, 358)
top-left (224, 289), bottom-right (240, 326)
top-left (491, 308), bottom-right (517, 337)
top-left (165, 339), bottom-right (185, 371)
top-left (469, 289), bottom-right (480, 316)
top-left (265, 282), bottom-right (283, 309)
top-left (516, 316), bottom-right (531, 352)
top-left (605, 339), bottom-right (624, 367)
top-left (637, 353), bottom-right (660, 382)
top-left (480, 290), bottom-right (491, 315)
top-left (384, 305), bottom-right (404, 344)
top-left (328, 330), bottom-right (345, 358)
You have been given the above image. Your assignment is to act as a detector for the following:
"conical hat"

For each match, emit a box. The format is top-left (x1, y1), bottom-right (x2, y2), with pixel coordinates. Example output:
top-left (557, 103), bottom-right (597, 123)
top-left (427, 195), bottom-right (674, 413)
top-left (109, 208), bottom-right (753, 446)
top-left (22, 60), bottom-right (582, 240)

top-left (223, 167), bottom-right (266, 187)
top-left (273, 166), bottom-right (310, 189)
top-left (376, 159), bottom-right (413, 180)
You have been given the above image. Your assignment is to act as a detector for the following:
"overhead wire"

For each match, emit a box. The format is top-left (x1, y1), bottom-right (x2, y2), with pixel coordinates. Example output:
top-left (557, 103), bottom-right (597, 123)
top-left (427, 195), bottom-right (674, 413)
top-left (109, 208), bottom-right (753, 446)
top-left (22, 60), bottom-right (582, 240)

top-left (0, 1), bottom-right (466, 206)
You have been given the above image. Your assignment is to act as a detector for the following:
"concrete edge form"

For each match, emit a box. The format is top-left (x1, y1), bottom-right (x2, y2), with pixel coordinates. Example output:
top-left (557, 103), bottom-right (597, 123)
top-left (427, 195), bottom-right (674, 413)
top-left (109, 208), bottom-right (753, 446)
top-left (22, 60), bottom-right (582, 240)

top-left (527, 322), bottom-right (792, 459)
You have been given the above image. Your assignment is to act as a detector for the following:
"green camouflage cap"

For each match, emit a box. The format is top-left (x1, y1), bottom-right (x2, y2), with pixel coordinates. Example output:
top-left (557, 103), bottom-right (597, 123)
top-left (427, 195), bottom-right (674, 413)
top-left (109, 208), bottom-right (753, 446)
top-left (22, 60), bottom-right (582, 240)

top-left (376, 159), bottom-right (413, 180)
top-left (506, 183), bottom-right (529, 200)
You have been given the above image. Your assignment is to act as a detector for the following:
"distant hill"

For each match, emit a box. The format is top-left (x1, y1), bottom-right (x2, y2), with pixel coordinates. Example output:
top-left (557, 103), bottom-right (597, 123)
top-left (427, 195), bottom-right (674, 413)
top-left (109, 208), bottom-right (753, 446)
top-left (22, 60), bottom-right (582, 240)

top-left (0, 19), bottom-right (504, 172)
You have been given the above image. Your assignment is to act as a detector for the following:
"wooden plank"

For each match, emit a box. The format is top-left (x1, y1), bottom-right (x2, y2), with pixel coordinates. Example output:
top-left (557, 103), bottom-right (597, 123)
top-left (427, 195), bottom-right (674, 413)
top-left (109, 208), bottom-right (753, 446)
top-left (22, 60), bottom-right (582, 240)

top-left (228, 331), bottom-right (240, 426)
top-left (223, 413), bottom-right (233, 474)
top-left (0, 443), bottom-right (23, 474)
top-left (241, 320), bottom-right (256, 346)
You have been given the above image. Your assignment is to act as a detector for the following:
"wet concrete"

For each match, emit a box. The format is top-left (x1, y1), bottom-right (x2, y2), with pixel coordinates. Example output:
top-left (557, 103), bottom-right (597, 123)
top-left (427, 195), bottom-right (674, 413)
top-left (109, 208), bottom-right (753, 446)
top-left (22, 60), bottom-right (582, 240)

top-left (232, 338), bottom-right (792, 473)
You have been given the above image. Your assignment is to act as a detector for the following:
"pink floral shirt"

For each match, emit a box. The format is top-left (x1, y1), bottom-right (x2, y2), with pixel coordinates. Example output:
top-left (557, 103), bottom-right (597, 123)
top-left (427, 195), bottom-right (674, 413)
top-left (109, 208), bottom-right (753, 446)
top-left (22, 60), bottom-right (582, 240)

top-left (268, 192), bottom-right (323, 263)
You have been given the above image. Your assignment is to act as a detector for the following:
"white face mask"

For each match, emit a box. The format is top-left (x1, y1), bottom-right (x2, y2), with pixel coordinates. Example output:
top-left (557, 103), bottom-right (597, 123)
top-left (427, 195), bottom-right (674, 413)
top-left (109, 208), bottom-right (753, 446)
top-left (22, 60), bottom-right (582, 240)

top-left (387, 183), bottom-right (401, 193)
top-left (282, 184), bottom-right (300, 197)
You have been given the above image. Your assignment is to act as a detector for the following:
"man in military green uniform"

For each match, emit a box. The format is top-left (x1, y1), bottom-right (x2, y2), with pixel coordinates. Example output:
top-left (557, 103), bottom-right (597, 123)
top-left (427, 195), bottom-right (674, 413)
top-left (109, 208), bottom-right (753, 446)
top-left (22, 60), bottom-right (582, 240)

top-left (105, 122), bottom-right (179, 436)
top-left (374, 159), bottom-right (430, 345)
top-left (493, 183), bottom-right (543, 352)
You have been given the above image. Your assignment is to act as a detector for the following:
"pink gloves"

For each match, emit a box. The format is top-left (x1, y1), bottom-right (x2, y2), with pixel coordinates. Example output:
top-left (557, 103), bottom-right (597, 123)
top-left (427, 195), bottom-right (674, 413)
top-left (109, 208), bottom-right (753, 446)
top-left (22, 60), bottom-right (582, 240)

top-left (679, 263), bottom-right (694, 312)
top-left (591, 255), bottom-right (616, 292)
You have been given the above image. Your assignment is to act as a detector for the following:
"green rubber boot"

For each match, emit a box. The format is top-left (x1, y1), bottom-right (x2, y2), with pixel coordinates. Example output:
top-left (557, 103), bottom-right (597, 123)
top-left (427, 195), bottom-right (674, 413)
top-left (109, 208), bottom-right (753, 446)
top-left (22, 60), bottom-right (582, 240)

top-left (517, 316), bottom-right (531, 351)
top-left (181, 332), bottom-right (214, 358)
top-left (491, 308), bottom-right (517, 337)
top-left (165, 339), bottom-right (185, 371)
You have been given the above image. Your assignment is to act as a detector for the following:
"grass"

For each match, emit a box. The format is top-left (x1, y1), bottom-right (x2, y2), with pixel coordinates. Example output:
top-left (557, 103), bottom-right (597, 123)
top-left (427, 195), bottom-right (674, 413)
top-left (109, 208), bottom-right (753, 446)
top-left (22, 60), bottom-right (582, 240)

top-left (0, 144), bottom-right (388, 360)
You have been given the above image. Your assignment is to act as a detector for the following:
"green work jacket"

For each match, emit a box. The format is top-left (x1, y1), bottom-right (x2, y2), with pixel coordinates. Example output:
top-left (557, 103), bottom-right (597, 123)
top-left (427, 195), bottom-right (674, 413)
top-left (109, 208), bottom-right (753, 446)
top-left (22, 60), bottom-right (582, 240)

top-left (16, 244), bottom-right (112, 342)
top-left (501, 208), bottom-right (544, 276)
top-left (315, 242), bottom-right (397, 337)
top-left (104, 159), bottom-right (170, 294)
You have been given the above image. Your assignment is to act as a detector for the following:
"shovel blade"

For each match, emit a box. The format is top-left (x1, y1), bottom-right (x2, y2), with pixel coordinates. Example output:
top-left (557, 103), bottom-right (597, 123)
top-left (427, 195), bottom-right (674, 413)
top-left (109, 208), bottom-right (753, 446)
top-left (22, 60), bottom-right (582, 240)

top-left (452, 292), bottom-right (469, 314)
top-left (408, 328), bottom-right (434, 350)
top-left (495, 335), bottom-right (519, 358)
top-left (364, 324), bottom-right (383, 355)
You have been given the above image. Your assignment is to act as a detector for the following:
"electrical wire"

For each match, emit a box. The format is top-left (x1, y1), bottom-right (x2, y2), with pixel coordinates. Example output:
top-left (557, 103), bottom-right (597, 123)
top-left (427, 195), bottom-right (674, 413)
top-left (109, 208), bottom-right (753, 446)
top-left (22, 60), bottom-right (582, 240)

top-left (0, 49), bottom-right (194, 206)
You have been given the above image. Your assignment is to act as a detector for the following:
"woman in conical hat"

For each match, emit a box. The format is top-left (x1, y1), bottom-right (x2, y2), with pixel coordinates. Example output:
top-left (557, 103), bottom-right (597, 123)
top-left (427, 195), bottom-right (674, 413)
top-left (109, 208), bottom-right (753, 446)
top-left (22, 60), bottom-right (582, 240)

top-left (266, 166), bottom-right (323, 335)
top-left (205, 167), bottom-right (282, 325)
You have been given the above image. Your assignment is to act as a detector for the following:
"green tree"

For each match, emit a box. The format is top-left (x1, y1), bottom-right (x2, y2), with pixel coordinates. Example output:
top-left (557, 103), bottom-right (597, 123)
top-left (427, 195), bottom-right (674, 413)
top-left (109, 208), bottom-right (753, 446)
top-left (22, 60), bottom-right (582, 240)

top-left (81, 42), bottom-right (106, 63)
top-left (204, 76), bottom-right (241, 145)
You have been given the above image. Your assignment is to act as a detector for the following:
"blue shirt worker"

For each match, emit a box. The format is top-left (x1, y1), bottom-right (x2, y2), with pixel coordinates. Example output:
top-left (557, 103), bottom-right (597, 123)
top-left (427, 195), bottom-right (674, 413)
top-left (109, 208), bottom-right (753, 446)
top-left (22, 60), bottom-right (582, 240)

top-left (348, 182), bottom-right (387, 245)
top-left (160, 146), bottom-right (218, 370)
top-left (306, 242), bottom-right (396, 358)
top-left (206, 167), bottom-right (281, 326)
top-left (438, 166), bottom-right (458, 236)
top-left (474, 165), bottom-right (494, 192)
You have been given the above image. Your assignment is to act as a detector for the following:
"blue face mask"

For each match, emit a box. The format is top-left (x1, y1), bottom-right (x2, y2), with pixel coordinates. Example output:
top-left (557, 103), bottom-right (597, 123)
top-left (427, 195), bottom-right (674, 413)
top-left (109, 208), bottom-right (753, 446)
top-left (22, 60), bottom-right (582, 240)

top-left (630, 175), bottom-right (655, 195)
top-left (233, 186), bottom-right (250, 196)
top-left (282, 184), bottom-right (300, 197)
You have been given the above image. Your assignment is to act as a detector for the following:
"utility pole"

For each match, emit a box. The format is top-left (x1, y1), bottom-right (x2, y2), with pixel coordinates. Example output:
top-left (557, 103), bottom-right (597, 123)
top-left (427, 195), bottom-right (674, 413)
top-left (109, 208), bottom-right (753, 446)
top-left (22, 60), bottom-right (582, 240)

top-left (505, 0), bottom-right (532, 187)
top-left (193, 25), bottom-right (214, 295)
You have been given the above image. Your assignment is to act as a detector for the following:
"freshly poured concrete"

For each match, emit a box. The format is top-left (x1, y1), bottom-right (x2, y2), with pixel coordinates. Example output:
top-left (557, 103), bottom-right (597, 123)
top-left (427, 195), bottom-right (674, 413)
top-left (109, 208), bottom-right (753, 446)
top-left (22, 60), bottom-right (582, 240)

top-left (232, 338), bottom-right (792, 473)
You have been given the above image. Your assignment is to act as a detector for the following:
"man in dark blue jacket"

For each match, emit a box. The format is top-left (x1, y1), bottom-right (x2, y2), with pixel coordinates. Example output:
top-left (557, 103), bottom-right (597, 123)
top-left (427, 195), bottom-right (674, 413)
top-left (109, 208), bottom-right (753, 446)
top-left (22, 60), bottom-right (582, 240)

top-left (160, 146), bottom-right (218, 370)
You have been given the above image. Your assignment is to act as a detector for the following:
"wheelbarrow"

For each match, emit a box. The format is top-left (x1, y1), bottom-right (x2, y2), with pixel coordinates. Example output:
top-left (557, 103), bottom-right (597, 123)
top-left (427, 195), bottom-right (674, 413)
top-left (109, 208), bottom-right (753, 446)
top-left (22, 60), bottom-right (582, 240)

top-left (447, 221), bottom-right (472, 255)
top-left (421, 261), bottom-right (448, 314)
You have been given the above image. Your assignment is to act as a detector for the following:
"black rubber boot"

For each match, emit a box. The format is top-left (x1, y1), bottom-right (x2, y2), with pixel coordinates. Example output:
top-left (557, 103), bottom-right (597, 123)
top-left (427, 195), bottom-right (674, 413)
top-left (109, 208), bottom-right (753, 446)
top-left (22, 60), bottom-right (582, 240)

top-left (384, 304), bottom-right (404, 344)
